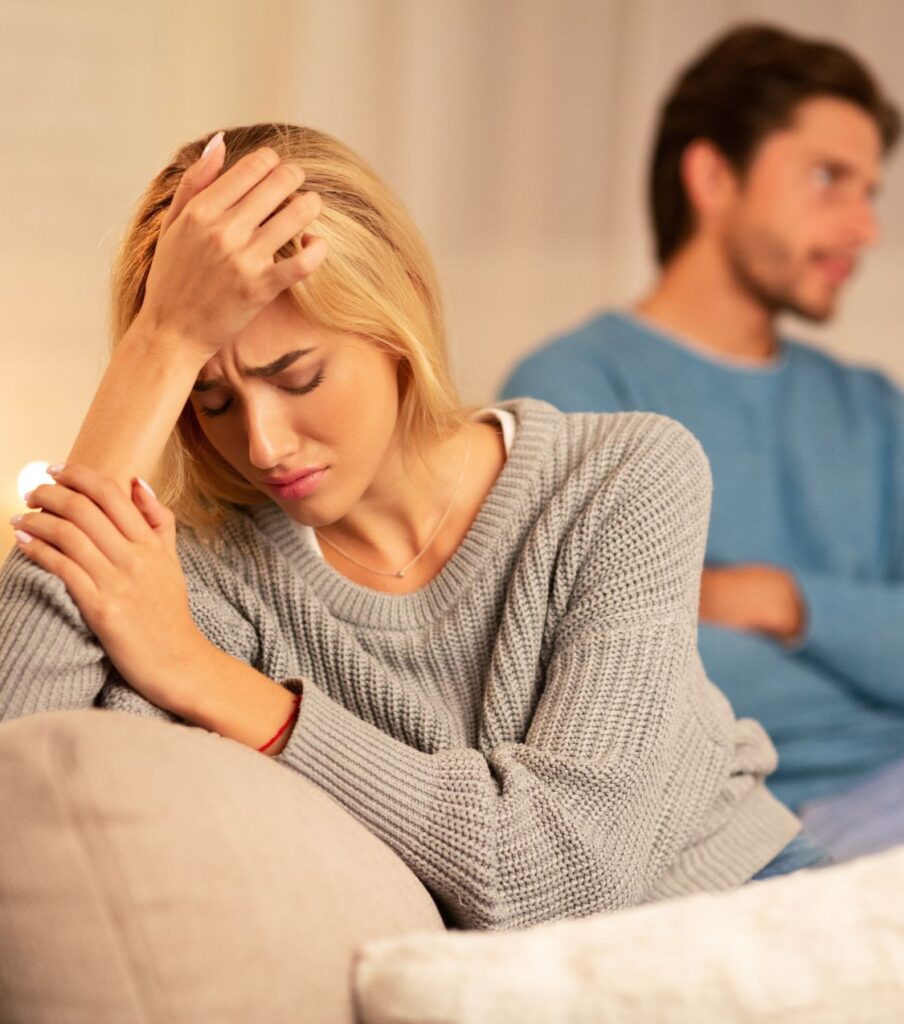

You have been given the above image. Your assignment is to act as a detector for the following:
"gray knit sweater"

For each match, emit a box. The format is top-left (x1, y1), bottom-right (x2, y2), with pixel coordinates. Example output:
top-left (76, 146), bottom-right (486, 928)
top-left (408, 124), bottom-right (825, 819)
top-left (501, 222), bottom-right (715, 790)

top-left (0, 397), bottom-right (798, 929)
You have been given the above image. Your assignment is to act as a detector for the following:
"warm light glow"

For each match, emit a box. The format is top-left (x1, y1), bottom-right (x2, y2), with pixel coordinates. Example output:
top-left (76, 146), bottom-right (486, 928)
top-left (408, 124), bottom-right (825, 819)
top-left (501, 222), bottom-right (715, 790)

top-left (17, 462), bottom-right (53, 500)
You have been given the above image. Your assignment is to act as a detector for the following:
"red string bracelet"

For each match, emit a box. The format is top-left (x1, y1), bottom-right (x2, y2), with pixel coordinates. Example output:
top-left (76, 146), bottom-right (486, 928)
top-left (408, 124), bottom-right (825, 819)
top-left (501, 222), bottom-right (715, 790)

top-left (257, 692), bottom-right (301, 752)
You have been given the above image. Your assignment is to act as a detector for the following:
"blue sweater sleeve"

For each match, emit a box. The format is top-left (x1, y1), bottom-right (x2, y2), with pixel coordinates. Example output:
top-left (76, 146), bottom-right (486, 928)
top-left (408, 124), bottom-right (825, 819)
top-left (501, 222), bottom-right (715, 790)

top-left (498, 341), bottom-right (627, 413)
top-left (795, 571), bottom-right (904, 710)
top-left (793, 377), bottom-right (904, 710)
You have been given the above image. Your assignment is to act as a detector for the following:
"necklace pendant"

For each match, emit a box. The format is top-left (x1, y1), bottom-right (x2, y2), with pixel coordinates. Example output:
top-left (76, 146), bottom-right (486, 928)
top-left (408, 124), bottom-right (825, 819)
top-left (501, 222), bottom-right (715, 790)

top-left (314, 432), bottom-right (471, 583)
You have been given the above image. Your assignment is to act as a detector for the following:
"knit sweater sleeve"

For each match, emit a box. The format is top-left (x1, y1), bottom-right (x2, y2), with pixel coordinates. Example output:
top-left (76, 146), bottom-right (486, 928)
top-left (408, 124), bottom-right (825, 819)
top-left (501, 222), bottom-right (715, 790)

top-left (273, 419), bottom-right (754, 929)
top-left (0, 533), bottom-right (259, 725)
top-left (0, 545), bottom-right (176, 722)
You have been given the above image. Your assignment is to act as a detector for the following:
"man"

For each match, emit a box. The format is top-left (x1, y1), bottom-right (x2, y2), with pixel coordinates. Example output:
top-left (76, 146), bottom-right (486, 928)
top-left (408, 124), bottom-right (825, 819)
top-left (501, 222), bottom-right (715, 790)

top-left (499, 23), bottom-right (903, 860)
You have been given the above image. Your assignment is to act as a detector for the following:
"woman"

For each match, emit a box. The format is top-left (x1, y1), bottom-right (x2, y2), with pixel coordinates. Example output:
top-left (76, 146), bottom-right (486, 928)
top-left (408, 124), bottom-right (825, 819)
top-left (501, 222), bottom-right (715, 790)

top-left (0, 123), bottom-right (804, 931)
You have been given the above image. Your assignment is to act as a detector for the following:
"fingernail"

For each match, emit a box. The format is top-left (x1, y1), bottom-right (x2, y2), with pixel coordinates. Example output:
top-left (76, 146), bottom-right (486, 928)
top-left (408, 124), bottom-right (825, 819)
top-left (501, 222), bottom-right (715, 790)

top-left (135, 477), bottom-right (157, 499)
top-left (201, 131), bottom-right (225, 161)
top-left (47, 463), bottom-right (64, 475)
top-left (14, 530), bottom-right (34, 544)
top-left (9, 514), bottom-right (23, 526)
top-left (23, 491), bottom-right (33, 502)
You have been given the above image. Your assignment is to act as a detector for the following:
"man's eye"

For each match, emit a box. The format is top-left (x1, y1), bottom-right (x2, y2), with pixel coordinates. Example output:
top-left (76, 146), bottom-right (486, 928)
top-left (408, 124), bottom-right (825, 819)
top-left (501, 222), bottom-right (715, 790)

top-left (813, 165), bottom-right (838, 188)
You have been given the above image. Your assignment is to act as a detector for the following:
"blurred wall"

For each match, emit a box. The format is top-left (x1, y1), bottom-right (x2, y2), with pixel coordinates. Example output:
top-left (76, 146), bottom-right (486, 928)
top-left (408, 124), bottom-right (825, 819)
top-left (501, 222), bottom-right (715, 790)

top-left (2, 0), bottom-right (903, 554)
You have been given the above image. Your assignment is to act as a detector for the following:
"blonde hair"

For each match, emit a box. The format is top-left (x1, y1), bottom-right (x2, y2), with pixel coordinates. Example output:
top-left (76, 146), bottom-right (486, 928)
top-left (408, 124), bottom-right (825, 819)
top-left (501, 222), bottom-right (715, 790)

top-left (109, 122), bottom-right (471, 541)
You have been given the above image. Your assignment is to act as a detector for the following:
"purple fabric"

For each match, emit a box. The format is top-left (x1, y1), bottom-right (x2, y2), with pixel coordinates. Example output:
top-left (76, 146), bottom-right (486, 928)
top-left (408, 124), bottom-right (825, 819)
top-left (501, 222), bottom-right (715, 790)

top-left (798, 753), bottom-right (904, 862)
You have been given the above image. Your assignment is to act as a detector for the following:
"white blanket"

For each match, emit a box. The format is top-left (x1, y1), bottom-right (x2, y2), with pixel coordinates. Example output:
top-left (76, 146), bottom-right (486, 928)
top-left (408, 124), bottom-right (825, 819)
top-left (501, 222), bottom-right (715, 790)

top-left (355, 845), bottom-right (904, 1024)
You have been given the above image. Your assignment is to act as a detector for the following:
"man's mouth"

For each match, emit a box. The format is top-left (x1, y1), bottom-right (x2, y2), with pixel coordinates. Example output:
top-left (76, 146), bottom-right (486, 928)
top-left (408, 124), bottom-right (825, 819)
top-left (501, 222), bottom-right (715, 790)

top-left (812, 252), bottom-right (856, 285)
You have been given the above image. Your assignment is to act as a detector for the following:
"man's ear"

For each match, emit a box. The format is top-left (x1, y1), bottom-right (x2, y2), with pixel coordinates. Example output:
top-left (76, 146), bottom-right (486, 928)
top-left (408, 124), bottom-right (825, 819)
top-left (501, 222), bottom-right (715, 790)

top-left (680, 139), bottom-right (738, 223)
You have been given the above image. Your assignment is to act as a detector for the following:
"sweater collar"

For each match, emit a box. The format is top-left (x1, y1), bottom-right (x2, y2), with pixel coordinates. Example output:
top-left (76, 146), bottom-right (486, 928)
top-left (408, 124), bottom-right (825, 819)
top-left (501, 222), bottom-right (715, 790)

top-left (246, 397), bottom-right (559, 629)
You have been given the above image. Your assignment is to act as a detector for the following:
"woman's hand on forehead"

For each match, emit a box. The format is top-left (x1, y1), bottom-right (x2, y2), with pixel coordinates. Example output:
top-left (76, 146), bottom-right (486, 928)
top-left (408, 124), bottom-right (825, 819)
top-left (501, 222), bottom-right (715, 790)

top-left (136, 135), bottom-right (327, 366)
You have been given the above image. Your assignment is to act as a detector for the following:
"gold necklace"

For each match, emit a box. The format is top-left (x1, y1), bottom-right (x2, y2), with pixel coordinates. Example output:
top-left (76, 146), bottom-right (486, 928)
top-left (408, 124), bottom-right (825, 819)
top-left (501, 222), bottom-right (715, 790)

top-left (314, 433), bottom-right (472, 579)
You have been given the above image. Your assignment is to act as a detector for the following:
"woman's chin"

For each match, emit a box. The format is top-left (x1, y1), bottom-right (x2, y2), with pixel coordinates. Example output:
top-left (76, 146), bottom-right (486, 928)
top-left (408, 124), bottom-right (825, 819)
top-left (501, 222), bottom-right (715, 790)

top-left (278, 493), bottom-right (345, 530)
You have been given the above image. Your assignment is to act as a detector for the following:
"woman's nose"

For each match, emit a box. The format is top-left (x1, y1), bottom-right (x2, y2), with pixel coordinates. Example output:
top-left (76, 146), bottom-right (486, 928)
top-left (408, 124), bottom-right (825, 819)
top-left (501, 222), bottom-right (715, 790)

top-left (244, 403), bottom-right (298, 470)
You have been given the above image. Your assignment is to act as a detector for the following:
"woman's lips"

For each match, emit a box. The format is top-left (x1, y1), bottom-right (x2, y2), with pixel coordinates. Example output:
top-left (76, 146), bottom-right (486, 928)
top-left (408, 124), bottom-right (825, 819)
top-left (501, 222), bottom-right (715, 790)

top-left (266, 467), bottom-right (329, 499)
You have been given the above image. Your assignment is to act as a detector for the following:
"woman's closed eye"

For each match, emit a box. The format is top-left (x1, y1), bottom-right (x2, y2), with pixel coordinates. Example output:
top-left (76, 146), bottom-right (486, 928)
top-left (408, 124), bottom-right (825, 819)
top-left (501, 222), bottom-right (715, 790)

top-left (276, 368), bottom-right (326, 397)
top-left (199, 370), bottom-right (326, 418)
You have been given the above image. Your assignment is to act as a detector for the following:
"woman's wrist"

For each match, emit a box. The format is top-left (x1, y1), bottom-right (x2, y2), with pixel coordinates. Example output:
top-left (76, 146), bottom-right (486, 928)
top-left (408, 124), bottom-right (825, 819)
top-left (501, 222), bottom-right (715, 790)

top-left (125, 311), bottom-right (212, 368)
top-left (174, 640), bottom-right (301, 753)
top-left (65, 317), bottom-right (207, 491)
top-left (257, 691), bottom-right (301, 755)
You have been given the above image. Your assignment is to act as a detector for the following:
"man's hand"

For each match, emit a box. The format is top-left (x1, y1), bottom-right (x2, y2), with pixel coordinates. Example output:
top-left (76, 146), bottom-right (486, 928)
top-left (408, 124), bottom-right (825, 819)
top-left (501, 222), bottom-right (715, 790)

top-left (699, 563), bottom-right (806, 644)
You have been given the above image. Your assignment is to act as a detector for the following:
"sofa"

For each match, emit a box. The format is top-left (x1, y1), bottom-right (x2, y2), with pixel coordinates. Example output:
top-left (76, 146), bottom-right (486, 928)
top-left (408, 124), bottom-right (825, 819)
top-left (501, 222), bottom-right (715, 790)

top-left (0, 708), bottom-right (901, 1024)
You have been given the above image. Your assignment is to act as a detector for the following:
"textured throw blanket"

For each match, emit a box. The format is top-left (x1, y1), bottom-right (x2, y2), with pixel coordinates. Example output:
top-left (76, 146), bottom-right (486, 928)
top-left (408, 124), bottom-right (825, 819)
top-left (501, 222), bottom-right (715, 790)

top-left (355, 845), bottom-right (904, 1024)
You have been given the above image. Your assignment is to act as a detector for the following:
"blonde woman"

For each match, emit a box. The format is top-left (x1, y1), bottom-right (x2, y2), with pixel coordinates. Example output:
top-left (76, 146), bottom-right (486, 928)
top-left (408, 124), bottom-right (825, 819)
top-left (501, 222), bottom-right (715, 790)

top-left (0, 124), bottom-right (803, 935)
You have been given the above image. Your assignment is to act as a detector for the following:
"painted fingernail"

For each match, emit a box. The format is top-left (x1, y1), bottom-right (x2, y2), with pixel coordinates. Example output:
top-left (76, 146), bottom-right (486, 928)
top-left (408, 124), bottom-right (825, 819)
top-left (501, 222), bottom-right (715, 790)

top-left (135, 477), bottom-right (157, 499)
top-left (47, 463), bottom-right (64, 475)
top-left (9, 514), bottom-right (23, 526)
top-left (14, 530), bottom-right (34, 544)
top-left (201, 131), bottom-right (225, 161)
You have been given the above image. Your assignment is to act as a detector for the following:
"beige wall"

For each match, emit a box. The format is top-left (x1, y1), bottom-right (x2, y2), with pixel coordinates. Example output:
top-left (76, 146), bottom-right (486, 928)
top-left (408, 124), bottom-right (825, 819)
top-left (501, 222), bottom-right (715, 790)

top-left (2, 0), bottom-right (903, 555)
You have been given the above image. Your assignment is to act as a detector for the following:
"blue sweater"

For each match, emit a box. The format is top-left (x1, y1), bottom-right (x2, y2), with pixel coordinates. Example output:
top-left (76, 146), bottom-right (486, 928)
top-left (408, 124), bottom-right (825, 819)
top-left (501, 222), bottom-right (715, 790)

top-left (500, 310), bottom-right (904, 809)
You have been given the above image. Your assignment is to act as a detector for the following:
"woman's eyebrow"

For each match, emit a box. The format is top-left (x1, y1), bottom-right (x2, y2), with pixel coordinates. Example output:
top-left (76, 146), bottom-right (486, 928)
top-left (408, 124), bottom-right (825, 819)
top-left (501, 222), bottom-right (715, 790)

top-left (192, 348), bottom-right (317, 392)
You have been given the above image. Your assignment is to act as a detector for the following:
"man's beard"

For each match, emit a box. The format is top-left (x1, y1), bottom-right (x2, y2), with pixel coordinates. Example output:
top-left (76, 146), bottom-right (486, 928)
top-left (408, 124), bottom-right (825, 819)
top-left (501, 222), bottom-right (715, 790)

top-left (724, 225), bottom-right (836, 324)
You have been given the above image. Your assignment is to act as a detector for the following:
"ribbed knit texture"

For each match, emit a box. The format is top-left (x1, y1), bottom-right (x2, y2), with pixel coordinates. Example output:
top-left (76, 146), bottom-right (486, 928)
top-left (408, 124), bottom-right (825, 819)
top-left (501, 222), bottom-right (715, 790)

top-left (0, 397), bottom-right (798, 929)
top-left (501, 311), bottom-right (904, 809)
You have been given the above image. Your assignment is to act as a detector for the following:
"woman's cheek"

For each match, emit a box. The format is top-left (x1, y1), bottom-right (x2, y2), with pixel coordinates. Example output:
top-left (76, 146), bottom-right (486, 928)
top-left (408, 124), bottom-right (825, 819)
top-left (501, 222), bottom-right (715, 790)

top-left (193, 414), bottom-right (246, 474)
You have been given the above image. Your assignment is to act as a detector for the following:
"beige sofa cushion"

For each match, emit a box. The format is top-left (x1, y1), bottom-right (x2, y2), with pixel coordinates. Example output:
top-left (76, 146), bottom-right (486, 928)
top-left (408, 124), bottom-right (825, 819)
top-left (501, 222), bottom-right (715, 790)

top-left (355, 844), bottom-right (904, 1024)
top-left (0, 708), bottom-right (443, 1024)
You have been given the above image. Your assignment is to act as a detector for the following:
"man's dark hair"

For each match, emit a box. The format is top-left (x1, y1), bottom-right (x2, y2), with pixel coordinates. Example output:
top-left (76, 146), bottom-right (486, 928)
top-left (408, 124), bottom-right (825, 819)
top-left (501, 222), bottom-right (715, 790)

top-left (649, 23), bottom-right (901, 265)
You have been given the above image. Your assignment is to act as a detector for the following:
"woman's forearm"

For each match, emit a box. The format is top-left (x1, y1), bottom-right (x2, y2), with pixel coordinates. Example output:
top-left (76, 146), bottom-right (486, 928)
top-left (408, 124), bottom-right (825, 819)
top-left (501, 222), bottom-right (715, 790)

top-left (65, 316), bottom-right (206, 491)
top-left (170, 638), bottom-right (300, 755)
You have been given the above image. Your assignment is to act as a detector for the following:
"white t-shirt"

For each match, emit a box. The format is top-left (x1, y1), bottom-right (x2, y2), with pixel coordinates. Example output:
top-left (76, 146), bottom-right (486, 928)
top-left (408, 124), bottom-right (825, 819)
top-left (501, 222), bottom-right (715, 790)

top-left (296, 406), bottom-right (516, 557)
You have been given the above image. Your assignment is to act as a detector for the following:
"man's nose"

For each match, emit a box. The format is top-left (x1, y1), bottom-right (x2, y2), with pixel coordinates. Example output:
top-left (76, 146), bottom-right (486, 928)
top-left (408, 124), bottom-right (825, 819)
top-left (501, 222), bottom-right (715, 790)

top-left (848, 197), bottom-right (880, 248)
